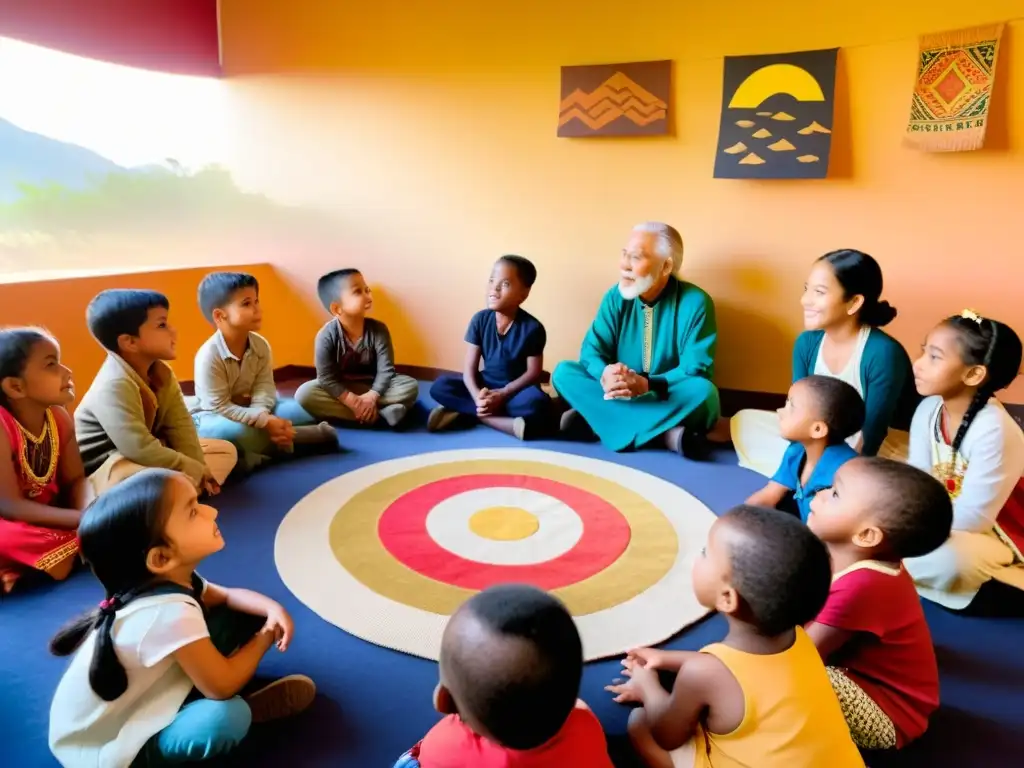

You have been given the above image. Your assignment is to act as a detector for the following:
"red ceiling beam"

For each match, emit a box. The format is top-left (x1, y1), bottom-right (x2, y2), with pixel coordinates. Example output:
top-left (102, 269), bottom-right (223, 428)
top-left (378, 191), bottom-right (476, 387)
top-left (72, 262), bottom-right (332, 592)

top-left (0, 0), bottom-right (221, 77)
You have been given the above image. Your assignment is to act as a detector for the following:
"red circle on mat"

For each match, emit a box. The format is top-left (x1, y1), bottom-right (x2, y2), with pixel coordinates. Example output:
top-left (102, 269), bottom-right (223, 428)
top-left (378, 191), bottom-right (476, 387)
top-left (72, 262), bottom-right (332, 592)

top-left (377, 473), bottom-right (631, 590)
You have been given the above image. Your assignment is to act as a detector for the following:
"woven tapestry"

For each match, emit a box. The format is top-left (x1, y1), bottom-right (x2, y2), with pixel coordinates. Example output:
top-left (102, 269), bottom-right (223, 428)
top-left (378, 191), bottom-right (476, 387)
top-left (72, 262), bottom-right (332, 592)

top-left (905, 24), bottom-right (1004, 152)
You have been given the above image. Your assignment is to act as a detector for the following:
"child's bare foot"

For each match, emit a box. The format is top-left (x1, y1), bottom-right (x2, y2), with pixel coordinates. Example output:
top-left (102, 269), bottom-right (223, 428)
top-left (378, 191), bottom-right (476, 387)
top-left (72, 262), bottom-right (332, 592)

top-left (245, 674), bottom-right (316, 723)
top-left (428, 406), bottom-right (461, 432)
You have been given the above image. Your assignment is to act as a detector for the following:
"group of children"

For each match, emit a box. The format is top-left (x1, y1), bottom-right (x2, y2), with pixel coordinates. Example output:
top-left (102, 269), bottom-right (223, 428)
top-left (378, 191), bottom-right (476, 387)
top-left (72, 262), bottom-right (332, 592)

top-left (1, 251), bottom-right (1021, 766)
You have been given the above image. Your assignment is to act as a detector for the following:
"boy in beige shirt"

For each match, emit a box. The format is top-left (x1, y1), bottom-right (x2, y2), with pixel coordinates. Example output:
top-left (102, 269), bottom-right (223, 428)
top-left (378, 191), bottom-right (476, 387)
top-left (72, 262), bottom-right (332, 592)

top-left (190, 272), bottom-right (336, 473)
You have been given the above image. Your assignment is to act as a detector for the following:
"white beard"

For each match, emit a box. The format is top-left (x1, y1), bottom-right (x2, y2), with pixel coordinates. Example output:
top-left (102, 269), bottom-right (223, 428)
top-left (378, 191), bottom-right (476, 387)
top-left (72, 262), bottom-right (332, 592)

top-left (618, 273), bottom-right (656, 300)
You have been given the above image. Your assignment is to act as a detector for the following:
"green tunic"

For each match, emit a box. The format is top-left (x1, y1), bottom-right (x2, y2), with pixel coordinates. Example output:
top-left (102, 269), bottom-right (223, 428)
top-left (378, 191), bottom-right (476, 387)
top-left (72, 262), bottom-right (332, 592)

top-left (552, 276), bottom-right (720, 451)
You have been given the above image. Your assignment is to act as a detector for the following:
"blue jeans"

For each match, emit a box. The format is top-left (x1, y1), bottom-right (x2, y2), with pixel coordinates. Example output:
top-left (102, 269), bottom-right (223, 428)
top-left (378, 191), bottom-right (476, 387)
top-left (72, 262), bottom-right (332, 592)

top-left (194, 398), bottom-right (316, 473)
top-left (429, 374), bottom-right (550, 424)
top-left (132, 608), bottom-right (264, 766)
top-left (394, 751), bottom-right (420, 768)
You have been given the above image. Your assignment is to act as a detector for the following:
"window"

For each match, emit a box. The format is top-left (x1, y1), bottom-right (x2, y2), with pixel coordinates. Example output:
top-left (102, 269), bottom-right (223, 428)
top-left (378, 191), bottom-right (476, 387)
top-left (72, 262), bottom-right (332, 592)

top-left (0, 36), bottom-right (245, 277)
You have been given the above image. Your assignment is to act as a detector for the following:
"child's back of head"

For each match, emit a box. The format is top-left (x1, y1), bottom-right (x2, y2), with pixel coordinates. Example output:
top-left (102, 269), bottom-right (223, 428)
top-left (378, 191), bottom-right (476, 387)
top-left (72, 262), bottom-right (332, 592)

top-left (711, 505), bottom-right (833, 636)
top-left (781, 375), bottom-right (864, 446)
top-left (439, 583), bottom-right (582, 750)
top-left (810, 456), bottom-right (953, 561)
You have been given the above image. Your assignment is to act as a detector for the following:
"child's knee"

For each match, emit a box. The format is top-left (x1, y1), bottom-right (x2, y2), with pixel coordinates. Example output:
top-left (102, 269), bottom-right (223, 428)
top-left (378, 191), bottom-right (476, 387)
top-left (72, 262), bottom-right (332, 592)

top-left (294, 380), bottom-right (327, 410)
top-left (204, 697), bottom-right (252, 750)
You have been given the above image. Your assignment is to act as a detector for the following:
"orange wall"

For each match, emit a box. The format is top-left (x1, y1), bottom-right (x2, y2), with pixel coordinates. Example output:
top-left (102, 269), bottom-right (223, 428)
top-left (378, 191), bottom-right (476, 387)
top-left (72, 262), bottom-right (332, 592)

top-left (0, 264), bottom-right (322, 404)
top-left (216, 0), bottom-right (1024, 401)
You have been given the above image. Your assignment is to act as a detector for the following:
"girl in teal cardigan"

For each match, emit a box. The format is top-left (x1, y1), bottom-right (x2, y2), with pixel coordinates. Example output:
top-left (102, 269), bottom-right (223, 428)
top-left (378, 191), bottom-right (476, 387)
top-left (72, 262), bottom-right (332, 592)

top-left (734, 249), bottom-right (917, 477)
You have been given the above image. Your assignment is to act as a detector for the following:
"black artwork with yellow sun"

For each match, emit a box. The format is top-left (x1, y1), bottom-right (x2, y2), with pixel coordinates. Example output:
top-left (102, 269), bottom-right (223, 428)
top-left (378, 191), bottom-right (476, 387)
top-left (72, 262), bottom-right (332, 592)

top-left (714, 48), bottom-right (838, 179)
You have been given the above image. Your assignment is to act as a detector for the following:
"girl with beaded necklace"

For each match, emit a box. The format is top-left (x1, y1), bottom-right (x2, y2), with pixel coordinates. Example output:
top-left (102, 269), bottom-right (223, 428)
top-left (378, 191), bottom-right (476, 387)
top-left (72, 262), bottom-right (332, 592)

top-left (0, 327), bottom-right (91, 593)
top-left (904, 310), bottom-right (1024, 609)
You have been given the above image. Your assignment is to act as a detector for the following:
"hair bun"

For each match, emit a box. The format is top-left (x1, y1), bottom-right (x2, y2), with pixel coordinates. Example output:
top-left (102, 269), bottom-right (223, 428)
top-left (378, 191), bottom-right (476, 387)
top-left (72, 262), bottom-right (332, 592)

top-left (863, 299), bottom-right (897, 327)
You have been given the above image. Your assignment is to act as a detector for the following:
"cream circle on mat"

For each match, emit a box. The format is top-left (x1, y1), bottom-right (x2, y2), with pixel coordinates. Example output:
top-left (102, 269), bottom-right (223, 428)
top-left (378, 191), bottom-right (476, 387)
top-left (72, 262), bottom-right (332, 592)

top-left (424, 487), bottom-right (583, 565)
top-left (274, 448), bottom-right (718, 661)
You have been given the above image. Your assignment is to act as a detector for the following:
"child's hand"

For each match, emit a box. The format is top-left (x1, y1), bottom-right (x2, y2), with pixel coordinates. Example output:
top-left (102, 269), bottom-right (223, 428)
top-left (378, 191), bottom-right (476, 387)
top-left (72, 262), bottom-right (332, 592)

top-left (356, 392), bottom-right (379, 423)
top-left (343, 392), bottom-right (376, 423)
top-left (477, 389), bottom-right (507, 417)
top-left (200, 469), bottom-right (221, 497)
top-left (475, 388), bottom-right (491, 410)
top-left (265, 416), bottom-right (296, 447)
top-left (626, 646), bottom-right (668, 671)
top-left (262, 604), bottom-right (295, 651)
top-left (605, 658), bottom-right (657, 704)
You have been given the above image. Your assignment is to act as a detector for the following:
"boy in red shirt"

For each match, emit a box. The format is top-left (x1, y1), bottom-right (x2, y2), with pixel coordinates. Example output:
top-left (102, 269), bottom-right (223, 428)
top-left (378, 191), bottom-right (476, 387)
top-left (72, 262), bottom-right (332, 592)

top-left (806, 457), bottom-right (954, 749)
top-left (394, 584), bottom-right (614, 768)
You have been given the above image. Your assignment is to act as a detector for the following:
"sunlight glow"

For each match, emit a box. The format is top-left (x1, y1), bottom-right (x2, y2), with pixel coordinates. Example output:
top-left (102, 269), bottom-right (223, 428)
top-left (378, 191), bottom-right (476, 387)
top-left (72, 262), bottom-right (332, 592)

top-left (0, 36), bottom-right (226, 170)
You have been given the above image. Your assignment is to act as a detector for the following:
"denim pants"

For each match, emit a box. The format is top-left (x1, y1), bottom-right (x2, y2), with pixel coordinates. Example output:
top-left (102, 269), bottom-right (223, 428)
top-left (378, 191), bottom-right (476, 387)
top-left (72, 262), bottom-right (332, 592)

top-left (193, 398), bottom-right (316, 473)
top-left (132, 608), bottom-right (264, 766)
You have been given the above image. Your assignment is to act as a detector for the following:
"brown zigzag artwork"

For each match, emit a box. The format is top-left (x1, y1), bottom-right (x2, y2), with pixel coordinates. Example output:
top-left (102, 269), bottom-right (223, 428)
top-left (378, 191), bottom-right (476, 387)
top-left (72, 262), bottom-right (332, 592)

top-left (558, 60), bottom-right (671, 137)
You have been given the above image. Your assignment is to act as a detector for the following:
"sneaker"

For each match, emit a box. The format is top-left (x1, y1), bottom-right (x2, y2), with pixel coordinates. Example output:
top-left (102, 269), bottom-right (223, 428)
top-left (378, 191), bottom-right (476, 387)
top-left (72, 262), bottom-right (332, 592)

top-left (663, 426), bottom-right (685, 455)
top-left (292, 421), bottom-right (337, 445)
top-left (512, 417), bottom-right (527, 441)
top-left (245, 674), bottom-right (316, 724)
top-left (379, 403), bottom-right (408, 427)
top-left (427, 406), bottom-right (461, 432)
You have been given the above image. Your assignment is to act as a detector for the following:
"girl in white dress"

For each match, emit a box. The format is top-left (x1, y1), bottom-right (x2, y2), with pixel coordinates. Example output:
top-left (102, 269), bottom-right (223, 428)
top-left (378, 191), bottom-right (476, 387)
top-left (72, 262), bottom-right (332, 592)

top-left (904, 310), bottom-right (1024, 610)
top-left (48, 469), bottom-right (315, 767)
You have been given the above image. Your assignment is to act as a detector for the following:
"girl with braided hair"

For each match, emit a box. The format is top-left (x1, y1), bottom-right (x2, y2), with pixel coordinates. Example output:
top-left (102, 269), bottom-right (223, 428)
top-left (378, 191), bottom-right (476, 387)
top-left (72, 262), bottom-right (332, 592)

top-left (904, 310), bottom-right (1024, 610)
top-left (48, 469), bottom-right (315, 767)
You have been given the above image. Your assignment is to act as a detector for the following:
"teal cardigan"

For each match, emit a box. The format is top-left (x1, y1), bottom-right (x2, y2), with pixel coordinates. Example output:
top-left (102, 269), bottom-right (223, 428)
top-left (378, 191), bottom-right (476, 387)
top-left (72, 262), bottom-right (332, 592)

top-left (792, 329), bottom-right (918, 456)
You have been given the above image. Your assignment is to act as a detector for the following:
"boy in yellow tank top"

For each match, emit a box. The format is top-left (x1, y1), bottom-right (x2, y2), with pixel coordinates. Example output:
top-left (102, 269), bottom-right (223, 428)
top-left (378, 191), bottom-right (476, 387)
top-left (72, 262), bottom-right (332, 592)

top-left (607, 505), bottom-right (864, 767)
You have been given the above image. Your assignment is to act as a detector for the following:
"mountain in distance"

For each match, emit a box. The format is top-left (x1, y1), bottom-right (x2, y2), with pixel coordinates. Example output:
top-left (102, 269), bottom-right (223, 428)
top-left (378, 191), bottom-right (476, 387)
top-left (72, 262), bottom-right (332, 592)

top-left (0, 117), bottom-right (169, 202)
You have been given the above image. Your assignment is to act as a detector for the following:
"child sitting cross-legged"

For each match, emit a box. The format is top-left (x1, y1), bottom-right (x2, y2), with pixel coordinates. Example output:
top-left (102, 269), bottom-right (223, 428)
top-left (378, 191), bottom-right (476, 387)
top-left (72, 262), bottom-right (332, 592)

top-left (609, 505), bottom-right (864, 768)
top-left (295, 269), bottom-right (420, 428)
top-left (48, 469), bottom-right (315, 768)
top-left (75, 290), bottom-right (238, 497)
top-left (904, 310), bottom-right (1024, 609)
top-left (746, 374), bottom-right (864, 522)
top-left (428, 255), bottom-right (550, 440)
top-left (395, 584), bottom-right (615, 768)
top-left (190, 272), bottom-right (336, 473)
top-left (0, 328), bottom-right (91, 593)
top-left (806, 457), bottom-right (952, 750)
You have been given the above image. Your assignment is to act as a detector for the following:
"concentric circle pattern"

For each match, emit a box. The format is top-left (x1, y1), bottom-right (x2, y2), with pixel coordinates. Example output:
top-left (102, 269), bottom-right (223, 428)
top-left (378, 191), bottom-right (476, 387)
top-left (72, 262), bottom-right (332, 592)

top-left (275, 448), bottom-right (717, 661)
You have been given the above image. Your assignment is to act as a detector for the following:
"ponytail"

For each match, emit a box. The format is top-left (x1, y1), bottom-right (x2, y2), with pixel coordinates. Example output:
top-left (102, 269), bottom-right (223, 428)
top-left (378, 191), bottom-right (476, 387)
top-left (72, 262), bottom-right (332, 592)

top-left (50, 576), bottom-right (204, 701)
top-left (859, 299), bottom-right (898, 328)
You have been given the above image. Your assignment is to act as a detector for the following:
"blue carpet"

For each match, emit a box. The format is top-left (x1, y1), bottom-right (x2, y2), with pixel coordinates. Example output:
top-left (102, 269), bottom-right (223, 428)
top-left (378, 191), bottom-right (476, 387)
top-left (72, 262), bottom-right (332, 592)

top-left (3, 384), bottom-right (1023, 766)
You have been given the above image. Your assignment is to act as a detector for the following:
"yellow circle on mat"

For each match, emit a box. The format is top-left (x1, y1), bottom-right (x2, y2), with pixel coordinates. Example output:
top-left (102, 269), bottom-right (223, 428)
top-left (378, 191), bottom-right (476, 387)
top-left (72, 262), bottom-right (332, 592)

top-left (328, 459), bottom-right (678, 617)
top-left (469, 506), bottom-right (539, 540)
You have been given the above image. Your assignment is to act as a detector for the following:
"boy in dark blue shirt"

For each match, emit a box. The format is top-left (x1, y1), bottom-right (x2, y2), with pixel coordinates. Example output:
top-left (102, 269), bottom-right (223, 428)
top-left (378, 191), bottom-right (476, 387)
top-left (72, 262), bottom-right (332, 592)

top-left (746, 375), bottom-right (864, 522)
top-left (429, 255), bottom-right (549, 440)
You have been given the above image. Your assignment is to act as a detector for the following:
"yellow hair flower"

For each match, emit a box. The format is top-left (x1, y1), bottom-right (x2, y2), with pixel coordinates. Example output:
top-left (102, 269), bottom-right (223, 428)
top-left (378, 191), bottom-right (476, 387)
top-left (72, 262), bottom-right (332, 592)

top-left (960, 308), bottom-right (983, 324)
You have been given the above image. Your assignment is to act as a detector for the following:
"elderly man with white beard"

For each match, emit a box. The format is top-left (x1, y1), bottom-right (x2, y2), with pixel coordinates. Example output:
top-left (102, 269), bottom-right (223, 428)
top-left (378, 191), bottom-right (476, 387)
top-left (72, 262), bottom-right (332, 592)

top-left (551, 222), bottom-right (720, 458)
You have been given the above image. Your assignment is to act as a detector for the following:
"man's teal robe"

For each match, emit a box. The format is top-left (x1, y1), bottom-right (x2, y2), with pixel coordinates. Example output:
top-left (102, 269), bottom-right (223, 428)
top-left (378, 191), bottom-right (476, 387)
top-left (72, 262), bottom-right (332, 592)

top-left (552, 276), bottom-right (720, 451)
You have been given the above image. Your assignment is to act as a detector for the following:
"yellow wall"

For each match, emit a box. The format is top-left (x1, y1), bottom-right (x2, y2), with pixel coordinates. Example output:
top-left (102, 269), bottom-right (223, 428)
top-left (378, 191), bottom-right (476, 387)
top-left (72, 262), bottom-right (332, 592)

top-left (218, 0), bottom-right (1024, 401)
top-left (0, 264), bottom-right (322, 404)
